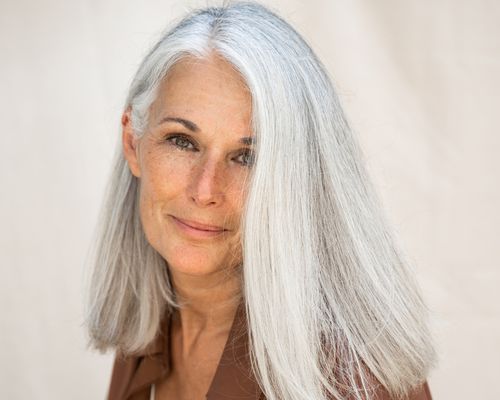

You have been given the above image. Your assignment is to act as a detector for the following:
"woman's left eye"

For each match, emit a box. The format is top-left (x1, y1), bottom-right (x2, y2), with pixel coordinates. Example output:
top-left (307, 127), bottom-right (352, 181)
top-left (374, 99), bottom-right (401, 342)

top-left (235, 150), bottom-right (255, 166)
top-left (166, 135), bottom-right (196, 151)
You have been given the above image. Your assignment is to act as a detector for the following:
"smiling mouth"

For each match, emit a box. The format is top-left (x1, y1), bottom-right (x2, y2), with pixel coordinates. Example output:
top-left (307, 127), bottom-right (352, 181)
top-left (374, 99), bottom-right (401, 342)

top-left (169, 215), bottom-right (228, 237)
top-left (172, 216), bottom-right (226, 231)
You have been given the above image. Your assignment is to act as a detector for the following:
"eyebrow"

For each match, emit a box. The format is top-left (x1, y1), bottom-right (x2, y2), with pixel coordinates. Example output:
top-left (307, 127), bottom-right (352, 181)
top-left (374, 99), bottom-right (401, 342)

top-left (159, 116), bottom-right (199, 132)
top-left (158, 116), bottom-right (255, 145)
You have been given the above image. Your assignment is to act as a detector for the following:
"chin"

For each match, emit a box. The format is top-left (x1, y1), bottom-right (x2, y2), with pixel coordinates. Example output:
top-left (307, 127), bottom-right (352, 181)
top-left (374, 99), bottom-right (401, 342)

top-left (169, 262), bottom-right (219, 277)
top-left (164, 248), bottom-right (222, 277)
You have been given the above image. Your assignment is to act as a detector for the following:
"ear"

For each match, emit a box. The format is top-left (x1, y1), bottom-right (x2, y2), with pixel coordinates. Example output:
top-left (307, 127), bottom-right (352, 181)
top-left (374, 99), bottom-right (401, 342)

top-left (121, 108), bottom-right (141, 178)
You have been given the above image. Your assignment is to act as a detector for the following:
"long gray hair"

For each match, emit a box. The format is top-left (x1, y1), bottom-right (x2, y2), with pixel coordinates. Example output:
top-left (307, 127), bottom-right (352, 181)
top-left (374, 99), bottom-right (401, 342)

top-left (83, 2), bottom-right (437, 399)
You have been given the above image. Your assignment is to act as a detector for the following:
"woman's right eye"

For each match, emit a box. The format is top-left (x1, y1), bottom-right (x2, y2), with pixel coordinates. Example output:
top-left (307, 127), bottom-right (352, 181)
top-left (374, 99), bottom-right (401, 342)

top-left (166, 135), bottom-right (196, 151)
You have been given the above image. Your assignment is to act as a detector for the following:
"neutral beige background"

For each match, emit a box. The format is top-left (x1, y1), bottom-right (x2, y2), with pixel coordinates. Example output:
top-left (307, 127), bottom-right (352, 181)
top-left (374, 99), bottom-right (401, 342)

top-left (1, 0), bottom-right (498, 399)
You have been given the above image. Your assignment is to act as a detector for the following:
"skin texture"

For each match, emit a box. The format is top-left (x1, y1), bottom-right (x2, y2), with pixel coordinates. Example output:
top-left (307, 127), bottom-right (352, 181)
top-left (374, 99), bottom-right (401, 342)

top-left (122, 53), bottom-right (254, 399)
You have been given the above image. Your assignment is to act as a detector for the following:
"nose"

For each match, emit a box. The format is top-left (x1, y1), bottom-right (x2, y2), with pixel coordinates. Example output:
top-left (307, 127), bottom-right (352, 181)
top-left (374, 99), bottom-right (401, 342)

top-left (187, 156), bottom-right (225, 207)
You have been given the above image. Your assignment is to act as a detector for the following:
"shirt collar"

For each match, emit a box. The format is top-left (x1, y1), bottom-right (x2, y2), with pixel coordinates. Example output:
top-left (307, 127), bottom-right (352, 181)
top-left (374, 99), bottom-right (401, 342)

top-left (124, 299), bottom-right (262, 399)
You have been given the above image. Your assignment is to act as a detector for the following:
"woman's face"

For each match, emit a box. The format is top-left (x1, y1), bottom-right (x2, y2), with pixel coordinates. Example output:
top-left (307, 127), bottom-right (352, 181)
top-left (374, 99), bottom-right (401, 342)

top-left (122, 54), bottom-right (253, 279)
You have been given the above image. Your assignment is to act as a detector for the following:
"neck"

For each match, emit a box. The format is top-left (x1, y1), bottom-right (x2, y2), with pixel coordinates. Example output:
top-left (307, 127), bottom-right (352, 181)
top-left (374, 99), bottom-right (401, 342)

top-left (169, 267), bottom-right (242, 337)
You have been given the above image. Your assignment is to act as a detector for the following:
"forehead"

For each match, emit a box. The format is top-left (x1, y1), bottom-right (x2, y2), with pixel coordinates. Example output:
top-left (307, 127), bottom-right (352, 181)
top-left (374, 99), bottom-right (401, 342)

top-left (150, 55), bottom-right (252, 135)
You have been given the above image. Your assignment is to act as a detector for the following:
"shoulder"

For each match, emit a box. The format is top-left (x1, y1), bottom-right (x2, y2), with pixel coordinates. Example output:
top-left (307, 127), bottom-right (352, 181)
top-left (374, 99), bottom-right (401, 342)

top-left (106, 352), bottom-right (141, 400)
top-left (406, 381), bottom-right (433, 400)
top-left (372, 381), bottom-right (433, 400)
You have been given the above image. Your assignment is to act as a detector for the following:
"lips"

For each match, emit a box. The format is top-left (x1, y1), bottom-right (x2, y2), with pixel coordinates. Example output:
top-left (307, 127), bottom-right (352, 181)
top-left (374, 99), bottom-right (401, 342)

top-left (170, 216), bottom-right (227, 232)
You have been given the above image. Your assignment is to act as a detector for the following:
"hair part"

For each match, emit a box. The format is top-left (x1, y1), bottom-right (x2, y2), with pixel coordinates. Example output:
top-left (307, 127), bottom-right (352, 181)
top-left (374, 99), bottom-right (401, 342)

top-left (83, 2), bottom-right (437, 399)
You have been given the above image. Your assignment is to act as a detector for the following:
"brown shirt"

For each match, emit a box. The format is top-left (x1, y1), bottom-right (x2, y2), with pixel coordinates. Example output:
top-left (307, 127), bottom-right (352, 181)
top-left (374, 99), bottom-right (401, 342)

top-left (106, 301), bottom-right (433, 400)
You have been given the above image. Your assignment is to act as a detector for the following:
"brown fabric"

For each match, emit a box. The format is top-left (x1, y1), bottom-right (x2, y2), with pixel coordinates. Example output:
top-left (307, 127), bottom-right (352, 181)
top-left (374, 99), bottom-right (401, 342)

top-left (106, 300), bottom-right (432, 400)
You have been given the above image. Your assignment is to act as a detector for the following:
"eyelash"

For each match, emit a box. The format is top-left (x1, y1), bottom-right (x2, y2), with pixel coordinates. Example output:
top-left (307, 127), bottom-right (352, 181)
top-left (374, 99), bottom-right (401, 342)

top-left (164, 134), bottom-right (255, 167)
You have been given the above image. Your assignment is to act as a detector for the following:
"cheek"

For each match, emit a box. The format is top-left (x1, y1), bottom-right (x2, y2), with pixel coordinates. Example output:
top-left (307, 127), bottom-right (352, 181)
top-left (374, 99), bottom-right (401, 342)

top-left (137, 155), bottom-right (191, 244)
top-left (140, 153), bottom-right (191, 204)
top-left (229, 179), bottom-right (246, 229)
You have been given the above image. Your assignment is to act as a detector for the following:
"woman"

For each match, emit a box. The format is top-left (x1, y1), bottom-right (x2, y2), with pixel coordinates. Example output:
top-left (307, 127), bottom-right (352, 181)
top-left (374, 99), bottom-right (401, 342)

top-left (84, 2), bottom-right (437, 399)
